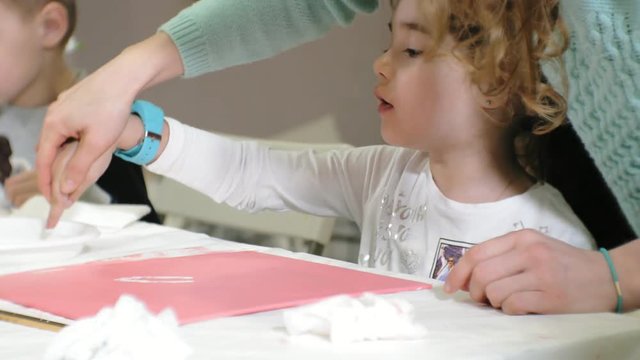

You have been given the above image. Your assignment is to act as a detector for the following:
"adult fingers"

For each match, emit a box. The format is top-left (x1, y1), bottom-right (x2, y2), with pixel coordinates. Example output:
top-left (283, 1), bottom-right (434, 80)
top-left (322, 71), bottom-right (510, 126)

top-left (482, 272), bottom-right (540, 311)
top-left (444, 231), bottom-right (525, 293)
top-left (35, 130), bottom-right (67, 201)
top-left (500, 291), bottom-right (548, 315)
top-left (467, 248), bottom-right (529, 304)
top-left (58, 135), bottom-right (111, 196)
top-left (46, 200), bottom-right (67, 229)
top-left (45, 177), bottom-right (71, 229)
top-left (67, 179), bottom-right (94, 204)
top-left (45, 141), bottom-right (78, 228)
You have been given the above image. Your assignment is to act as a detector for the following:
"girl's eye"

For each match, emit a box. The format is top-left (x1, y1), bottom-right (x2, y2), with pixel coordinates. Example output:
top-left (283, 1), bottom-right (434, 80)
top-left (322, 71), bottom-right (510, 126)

top-left (403, 48), bottom-right (423, 58)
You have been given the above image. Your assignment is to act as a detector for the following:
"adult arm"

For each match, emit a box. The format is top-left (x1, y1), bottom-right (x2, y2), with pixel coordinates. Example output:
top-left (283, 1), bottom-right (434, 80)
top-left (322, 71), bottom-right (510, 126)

top-left (162, 0), bottom-right (379, 78)
top-left (38, 0), bottom-right (378, 227)
top-left (443, 230), bottom-right (640, 314)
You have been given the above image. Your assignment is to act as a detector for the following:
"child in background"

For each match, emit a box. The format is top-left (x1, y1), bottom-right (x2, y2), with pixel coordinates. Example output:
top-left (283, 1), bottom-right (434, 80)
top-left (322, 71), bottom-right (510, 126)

top-left (53, 0), bottom-right (594, 280)
top-left (0, 0), bottom-right (159, 221)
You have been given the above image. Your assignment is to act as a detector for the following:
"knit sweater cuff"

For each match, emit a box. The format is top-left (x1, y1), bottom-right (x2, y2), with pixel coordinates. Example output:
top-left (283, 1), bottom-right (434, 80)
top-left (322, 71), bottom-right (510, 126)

top-left (563, 0), bottom-right (640, 30)
top-left (158, 14), bottom-right (209, 79)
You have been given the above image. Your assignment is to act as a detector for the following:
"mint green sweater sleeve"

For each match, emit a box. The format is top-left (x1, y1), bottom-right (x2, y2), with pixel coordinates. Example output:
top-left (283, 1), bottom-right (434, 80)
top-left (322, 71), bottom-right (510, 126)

top-left (159, 0), bottom-right (378, 78)
top-left (552, 0), bottom-right (640, 236)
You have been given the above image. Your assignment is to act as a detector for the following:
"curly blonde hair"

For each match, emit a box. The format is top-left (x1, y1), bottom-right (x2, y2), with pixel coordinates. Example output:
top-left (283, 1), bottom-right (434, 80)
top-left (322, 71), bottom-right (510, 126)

top-left (392, 0), bottom-right (569, 177)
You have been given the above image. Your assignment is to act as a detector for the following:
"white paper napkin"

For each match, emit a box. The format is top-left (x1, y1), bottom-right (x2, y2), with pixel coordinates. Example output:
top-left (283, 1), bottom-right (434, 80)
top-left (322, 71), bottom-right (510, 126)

top-left (43, 295), bottom-right (192, 360)
top-left (283, 293), bottom-right (427, 344)
top-left (12, 195), bottom-right (150, 229)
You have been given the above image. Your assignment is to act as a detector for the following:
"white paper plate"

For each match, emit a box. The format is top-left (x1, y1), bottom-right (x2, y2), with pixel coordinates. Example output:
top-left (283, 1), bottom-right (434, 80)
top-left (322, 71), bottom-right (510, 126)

top-left (0, 217), bottom-right (99, 264)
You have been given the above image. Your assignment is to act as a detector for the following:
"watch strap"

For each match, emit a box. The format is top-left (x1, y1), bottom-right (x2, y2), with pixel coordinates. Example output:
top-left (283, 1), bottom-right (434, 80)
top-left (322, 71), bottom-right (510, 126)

top-left (114, 100), bottom-right (164, 166)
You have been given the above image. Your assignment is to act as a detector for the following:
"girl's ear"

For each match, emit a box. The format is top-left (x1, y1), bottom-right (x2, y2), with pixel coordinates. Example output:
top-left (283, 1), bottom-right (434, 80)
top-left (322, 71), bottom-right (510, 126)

top-left (473, 83), bottom-right (510, 110)
top-left (36, 2), bottom-right (69, 49)
top-left (482, 92), bottom-right (510, 110)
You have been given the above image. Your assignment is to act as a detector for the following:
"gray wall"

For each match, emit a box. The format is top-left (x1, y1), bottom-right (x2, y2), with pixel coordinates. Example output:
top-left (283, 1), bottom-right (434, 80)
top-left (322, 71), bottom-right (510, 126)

top-left (70, 1), bottom-right (392, 145)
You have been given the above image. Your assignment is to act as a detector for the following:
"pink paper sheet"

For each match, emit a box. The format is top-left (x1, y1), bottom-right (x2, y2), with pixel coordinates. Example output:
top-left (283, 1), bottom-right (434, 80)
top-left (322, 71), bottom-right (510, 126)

top-left (0, 251), bottom-right (430, 324)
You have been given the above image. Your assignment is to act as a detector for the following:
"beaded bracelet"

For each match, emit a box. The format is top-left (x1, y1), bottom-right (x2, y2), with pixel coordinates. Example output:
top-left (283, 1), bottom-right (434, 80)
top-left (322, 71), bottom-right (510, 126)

top-left (599, 248), bottom-right (623, 313)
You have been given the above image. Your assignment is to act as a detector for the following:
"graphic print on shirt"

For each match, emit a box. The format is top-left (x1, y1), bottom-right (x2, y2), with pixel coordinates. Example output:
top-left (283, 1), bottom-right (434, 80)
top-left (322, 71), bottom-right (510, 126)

top-left (372, 191), bottom-right (428, 274)
top-left (429, 238), bottom-right (474, 281)
top-left (513, 220), bottom-right (550, 235)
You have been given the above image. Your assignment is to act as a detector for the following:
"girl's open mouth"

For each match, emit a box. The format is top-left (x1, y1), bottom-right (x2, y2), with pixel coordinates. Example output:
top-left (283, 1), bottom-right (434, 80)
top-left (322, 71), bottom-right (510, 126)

top-left (377, 97), bottom-right (394, 113)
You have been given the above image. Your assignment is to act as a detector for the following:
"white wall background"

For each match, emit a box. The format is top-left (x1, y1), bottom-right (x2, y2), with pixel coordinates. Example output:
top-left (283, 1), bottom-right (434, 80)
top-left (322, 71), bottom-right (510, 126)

top-left (69, 1), bottom-right (392, 146)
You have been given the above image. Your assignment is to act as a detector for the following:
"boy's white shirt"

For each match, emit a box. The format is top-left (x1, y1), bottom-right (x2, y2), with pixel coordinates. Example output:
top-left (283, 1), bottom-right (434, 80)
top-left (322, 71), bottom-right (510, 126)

top-left (0, 106), bottom-right (111, 207)
top-left (149, 118), bottom-right (595, 279)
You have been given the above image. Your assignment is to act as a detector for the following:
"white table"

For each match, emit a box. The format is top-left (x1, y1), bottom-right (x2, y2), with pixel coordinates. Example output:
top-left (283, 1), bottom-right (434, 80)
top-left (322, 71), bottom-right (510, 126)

top-left (1, 221), bottom-right (639, 359)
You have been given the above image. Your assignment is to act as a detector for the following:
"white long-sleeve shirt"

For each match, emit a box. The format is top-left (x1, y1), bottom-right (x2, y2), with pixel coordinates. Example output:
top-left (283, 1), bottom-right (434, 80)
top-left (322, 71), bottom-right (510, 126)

top-left (148, 118), bottom-right (595, 280)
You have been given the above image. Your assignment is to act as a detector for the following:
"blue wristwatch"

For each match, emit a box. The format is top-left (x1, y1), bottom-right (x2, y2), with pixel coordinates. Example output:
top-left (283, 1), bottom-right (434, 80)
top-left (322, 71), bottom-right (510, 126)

top-left (114, 99), bottom-right (164, 166)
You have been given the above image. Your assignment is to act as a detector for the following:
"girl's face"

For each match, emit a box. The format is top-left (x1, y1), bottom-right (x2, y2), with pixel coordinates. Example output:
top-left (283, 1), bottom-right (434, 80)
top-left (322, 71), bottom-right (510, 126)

top-left (0, 1), bottom-right (44, 105)
top-left (373, 0), bottom-right (484, 152)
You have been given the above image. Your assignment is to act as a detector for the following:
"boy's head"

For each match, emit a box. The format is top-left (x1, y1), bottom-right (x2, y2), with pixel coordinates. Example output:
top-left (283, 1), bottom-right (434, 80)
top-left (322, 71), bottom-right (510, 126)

top-left (4, 0), bottom-right (76, 47)
top-left (375, 0), bottom-right (567, 177)
top-left (0, 0), bottom-right (76, 104)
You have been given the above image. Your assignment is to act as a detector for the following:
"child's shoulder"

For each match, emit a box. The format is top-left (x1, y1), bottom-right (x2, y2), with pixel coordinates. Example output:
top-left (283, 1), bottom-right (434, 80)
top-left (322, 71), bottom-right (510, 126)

top-left (347, 145), bottom-right (427, 167)
top-left (523, 182), bottom-right (573, 210)
top-left (524, 182), bottom-right (595, 248)
top-left (510, 182), bottom-right (582, 229)
top-left (352, 144), bottom-right (424, 158)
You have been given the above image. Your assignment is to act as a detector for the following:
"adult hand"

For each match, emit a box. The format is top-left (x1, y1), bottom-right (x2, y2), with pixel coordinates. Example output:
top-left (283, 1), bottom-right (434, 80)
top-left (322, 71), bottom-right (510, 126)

top-left (46, 140), bottom-right (114, 228)
top-left (444, 229), bottom-right (618, 314)
top-left (36, 62), bottom-right (137, 206)
top-left (5, 170), bottom-right (41, 207)
top-left (36, 32), bottom-right (183, 218)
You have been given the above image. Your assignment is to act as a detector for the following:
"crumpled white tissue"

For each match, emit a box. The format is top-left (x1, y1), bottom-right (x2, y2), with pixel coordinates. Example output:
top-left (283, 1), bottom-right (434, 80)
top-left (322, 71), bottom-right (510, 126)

top-left (43, 295), bottom-right (192, 360)
top-left (283, 293), bottom-right (427, 343)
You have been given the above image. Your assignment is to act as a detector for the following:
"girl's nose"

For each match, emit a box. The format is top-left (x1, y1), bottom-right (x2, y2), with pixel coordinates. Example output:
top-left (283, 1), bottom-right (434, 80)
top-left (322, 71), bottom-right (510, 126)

top-left (373, 51), bottom-right (390, 81)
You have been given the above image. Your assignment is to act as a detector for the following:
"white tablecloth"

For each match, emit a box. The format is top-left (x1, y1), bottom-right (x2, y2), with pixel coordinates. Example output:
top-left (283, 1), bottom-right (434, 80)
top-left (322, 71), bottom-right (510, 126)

top-left (1, 221), bottom-right (639, 359)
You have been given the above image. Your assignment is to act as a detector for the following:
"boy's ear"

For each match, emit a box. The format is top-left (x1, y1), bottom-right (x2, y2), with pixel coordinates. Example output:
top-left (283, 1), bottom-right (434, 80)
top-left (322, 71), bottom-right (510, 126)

top-left (36, 2), bottom-right (69, 49)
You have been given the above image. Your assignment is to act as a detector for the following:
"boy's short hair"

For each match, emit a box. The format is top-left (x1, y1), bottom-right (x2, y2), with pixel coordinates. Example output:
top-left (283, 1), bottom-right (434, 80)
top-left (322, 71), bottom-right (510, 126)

top-left (4, 0), bottom-right (76, 47)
